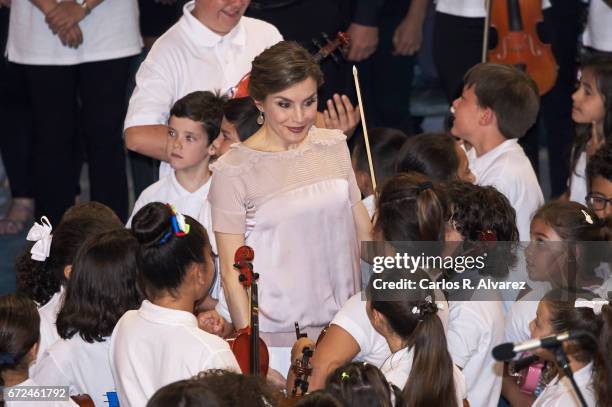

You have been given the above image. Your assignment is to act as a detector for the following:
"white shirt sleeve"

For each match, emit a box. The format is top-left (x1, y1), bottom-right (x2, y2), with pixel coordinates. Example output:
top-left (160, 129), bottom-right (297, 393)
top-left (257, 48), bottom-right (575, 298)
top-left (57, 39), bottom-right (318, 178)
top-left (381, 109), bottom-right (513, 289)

top-left (205, 348), bottom-right (241, 372)
top-left (31, 350), bottom-right (73, 392)
top-left (331, 293), bottom-right (371, 354)
top-left (446, 305), bottom-right (483, 368)
top-left (124, 60), bottom-right (176, 130)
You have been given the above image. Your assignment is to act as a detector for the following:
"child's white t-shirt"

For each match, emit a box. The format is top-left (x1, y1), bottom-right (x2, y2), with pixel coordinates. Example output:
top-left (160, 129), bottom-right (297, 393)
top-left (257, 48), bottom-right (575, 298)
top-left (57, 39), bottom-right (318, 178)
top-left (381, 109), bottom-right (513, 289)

top-left (31, 288), bottom-right (65, 375)
top-left (532, 362), bottom-right (595, 407)
top-left (569, 152), bottom-right (587, 205)
top-left (32, 336), bottom-right (116, 407)
top-left (505, 282), bottom-right (551, 344)
top-left (583, 0), bottom-right (612, 52)
top-left (380, 346), bottom-right (467, 406)
top-left (435, 0), bottom-right (551, 18)
top-left (467, 139), bottom-right (544, 242)
top-left (5, 378), bottom-right (78, 407)
top-left (447, 300), bottom-right (505, 407)
top-left (110, 300), bottom-right (239, 407)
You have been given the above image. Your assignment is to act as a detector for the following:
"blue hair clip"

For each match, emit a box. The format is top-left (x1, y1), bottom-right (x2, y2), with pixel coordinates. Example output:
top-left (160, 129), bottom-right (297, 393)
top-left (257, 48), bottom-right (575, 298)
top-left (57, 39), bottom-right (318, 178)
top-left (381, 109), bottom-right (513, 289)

top-left (159, 204), bottom-right (190, 245)
top-left (0, 353), bottom-right (15, 365)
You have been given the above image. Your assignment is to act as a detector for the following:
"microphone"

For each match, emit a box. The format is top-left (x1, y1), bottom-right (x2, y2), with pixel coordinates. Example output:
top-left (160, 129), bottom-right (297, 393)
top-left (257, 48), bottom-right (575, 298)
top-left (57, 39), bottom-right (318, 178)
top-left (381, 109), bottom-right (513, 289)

top-left (492, 331), bottom-right (583, 361)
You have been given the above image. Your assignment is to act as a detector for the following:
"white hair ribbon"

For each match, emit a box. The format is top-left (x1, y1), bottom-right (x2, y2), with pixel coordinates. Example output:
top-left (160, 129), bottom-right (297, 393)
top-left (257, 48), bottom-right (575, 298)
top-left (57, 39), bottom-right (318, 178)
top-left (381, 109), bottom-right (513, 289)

top-left (26, 216), bottom-right (53, 262)
top-left (575, 298), bottom-right (609, 315)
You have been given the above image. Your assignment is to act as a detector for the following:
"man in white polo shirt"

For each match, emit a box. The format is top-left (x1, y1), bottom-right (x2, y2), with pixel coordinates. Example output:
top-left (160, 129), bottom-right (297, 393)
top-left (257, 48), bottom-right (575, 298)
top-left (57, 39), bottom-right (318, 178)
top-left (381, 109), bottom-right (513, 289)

top-left (124, 0), bottom-right (282, 175)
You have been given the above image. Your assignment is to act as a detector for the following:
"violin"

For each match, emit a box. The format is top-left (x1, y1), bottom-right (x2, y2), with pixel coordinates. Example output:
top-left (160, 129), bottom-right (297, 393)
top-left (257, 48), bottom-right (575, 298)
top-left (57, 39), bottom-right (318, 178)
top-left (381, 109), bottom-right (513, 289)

top-left (485, 0), bottom-right (558, 95)
top-left (226, 246), bottom-right (270, 376)
top-left (508, 353), bottom-right (546, 394)
top-left (71, 394), bottom-right (95, 407)
top-left (230, 31), bottom-right (351, 99)
top-left (290, 322), bottom-right (314, 397)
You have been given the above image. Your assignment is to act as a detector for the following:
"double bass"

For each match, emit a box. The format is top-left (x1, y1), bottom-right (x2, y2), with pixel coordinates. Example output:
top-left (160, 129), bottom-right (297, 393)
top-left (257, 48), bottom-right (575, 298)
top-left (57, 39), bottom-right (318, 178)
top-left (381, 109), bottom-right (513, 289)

top-left (484, 0), bottom-right (558, 95)
top-left (227, 246), bottom-right (270, 376)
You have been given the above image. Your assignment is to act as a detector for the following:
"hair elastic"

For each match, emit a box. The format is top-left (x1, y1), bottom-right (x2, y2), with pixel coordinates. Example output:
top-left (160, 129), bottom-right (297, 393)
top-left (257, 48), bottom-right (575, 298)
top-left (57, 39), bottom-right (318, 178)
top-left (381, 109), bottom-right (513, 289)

top-left (416, 181), bottom-right (433, 192)
top-left (159, 204), bottom-right (190, 245)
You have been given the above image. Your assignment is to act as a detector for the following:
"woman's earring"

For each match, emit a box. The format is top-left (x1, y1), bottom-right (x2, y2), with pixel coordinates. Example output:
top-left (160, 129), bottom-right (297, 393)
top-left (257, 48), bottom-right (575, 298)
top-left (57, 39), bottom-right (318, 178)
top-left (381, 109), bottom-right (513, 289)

top-left (257, 111), bottom-right (264, 125)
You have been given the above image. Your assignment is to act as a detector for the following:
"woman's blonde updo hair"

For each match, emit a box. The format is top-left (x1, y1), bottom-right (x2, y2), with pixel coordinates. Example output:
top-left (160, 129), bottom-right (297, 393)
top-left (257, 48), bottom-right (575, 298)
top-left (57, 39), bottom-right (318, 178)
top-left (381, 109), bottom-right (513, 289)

top-left (248, 41), bottom-right (324, 101)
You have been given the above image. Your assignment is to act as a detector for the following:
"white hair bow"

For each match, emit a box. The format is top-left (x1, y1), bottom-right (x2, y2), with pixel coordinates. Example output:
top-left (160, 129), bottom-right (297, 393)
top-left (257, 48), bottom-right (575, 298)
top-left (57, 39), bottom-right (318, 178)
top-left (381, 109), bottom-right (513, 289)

top-left (26, 216), bottom-right (53, 262)
top-left (575, 298), bottom-right (609, 315)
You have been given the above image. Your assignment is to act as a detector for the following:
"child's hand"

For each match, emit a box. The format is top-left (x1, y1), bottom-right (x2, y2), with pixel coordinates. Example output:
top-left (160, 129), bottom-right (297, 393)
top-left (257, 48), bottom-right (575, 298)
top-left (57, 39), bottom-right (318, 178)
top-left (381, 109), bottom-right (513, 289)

top-left (197, 310), bottom-right (227, 337)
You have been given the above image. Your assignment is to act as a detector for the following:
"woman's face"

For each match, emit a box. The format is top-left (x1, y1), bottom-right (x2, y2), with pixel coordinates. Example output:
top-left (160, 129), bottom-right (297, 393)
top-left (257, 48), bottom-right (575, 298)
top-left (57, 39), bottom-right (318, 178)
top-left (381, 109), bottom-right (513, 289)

top-left (455, 143), bottom-right (476, 183)
top-left (255, 77), bottom-right (318, 149)
top-left (529, 300), bottom-right (556, 361)
top-left (526, 218), bottom-right (566, 284)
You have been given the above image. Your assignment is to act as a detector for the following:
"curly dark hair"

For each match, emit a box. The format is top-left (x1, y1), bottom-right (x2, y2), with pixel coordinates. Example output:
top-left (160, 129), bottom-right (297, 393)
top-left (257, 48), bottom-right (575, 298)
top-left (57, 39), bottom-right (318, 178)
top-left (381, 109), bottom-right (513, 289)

top-left (587, 142), bottom-right (612, 187)
top-left (16, 202), bottom-right (123, 305)
top-left (443, 181), bottom-right (519, 277)
top-left (56, 229), bottom-right (143, 343)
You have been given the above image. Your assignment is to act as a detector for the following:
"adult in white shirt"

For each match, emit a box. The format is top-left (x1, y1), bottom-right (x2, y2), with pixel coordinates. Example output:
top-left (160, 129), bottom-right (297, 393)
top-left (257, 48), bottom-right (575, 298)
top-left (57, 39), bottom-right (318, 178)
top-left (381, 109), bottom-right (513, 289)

top-left (583, 0), bottom-right (612, 54)
top-left (112, 203), bottom-right (239, 407)
top-left (7, 0), bottom-right (142, 225)
top-left (124, 0), bottom-right (283, 177)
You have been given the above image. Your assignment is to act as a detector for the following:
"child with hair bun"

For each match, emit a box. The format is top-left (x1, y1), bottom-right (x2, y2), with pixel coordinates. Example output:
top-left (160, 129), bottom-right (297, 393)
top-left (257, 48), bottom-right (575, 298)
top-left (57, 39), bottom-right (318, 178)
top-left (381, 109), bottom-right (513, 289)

top-left (111, 203), bottom-right (239, 407)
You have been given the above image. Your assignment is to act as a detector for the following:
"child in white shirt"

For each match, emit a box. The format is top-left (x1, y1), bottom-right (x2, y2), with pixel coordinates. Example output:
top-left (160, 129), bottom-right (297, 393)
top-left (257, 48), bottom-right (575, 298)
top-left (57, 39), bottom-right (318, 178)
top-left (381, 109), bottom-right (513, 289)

top-left (112, 203), bottom-right (239, 407)
top-left (16, 202), bottom-right (123, 375)
top-left (32, 229), bottom-right (143, 407)
top-left (450, 63), bottom-right (544, 241)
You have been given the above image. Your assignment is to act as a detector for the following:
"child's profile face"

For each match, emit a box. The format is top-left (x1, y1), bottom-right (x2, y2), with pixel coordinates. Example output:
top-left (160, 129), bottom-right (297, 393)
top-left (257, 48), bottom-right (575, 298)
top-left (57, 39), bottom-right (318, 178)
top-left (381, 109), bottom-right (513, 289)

top-left (450, 86), bottom-right (484, 141)
top-left (588, 175), bottom-right (612, 219)
top-left (211, 117), bottom-right (241, 159)
top-left (572, 69), bottom-right (606, 125)
top-left (166, 116), bottom-right (211, 172)
top-left (529, 300), bottom-right (555, 361)
top-left (526, 218), bottom-right (565, 284)
top-left (454, 143), bottom-right (475, 183)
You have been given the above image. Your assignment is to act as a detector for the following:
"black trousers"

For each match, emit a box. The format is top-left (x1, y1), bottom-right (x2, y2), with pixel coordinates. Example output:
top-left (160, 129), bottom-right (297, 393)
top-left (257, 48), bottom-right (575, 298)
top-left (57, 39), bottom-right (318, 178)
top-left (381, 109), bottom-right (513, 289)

top-left (23, 57), bottom-right (131, 224)
top-left (0, 9), bottom-right (34, 199)
top-left (432, 1), bottom-right (584, 197)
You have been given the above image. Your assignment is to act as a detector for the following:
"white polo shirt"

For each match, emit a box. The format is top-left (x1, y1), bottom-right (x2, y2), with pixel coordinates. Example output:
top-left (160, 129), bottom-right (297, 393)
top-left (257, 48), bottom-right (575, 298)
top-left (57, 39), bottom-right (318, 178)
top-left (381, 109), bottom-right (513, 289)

top-left (7, 0), bottom-right (142, 65)
top-left (31, 288), bottom-right (65, 376)
top-left (380, 346), bottom-right (467, 406)
top-left (447, 300), bottom-right (505, 407)
top-left (467, 139), bottom-right (544, 242)
top-left (569, 152), bottom-right (587, 205)
top-left (32, 337), bottom-right (116, 407)
top-left (583, 0), bottom-right (612, 52)
top-left (533, 362), bottom-right (595, 407)
top-left (124, 0), bottom-right (282, 177)
top-left (330, 292), bottom-right (450, 368)
top-left (435, 0), bottom-right (551, 18)
top-left (110, 300), bottom-right (239, 407)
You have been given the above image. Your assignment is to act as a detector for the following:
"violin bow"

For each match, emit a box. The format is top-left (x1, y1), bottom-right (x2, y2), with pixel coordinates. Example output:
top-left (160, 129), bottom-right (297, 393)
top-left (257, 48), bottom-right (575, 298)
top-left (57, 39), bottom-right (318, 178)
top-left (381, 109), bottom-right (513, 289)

top-left (352, 65), bottom-right (378, 194)
top-left (482, 0), bottom-right (491, 63)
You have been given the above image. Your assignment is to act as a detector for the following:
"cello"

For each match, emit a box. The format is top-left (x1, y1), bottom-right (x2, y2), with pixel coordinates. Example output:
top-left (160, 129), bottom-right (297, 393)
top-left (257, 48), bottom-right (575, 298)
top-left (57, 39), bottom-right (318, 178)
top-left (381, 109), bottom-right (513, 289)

top-left (226, 246), bottom-right (270, 376)
top-left (484, 0), bottom-right (558, 95)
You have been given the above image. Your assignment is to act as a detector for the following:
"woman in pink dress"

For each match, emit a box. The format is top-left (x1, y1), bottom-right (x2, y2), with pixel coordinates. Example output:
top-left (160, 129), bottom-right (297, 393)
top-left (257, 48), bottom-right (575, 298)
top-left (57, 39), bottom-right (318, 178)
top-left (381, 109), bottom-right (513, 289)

top-left (208, 41), bottom-right (372, 378)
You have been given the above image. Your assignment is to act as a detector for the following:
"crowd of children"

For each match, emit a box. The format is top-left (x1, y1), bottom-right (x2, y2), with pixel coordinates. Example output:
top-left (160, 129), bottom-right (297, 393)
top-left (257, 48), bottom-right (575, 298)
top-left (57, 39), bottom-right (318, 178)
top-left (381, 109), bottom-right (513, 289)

top-left (1, 39), bottom-right (611, 407)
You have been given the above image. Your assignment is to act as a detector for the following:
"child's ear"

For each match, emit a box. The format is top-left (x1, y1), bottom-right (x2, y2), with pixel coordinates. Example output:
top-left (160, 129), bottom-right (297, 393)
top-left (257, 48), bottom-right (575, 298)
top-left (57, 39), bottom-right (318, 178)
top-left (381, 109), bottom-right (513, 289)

top-left (63, 265), bottom-right (72, 280)
top-left (28, 341), bottom-right (39, 365)
top-left (479, 107), bottom-right (495, 127)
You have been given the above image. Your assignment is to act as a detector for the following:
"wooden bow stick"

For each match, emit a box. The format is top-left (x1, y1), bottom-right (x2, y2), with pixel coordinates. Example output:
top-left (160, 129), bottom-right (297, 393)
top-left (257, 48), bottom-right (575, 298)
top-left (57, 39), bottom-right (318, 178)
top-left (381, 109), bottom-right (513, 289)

top-left (352, 65), bottom-right (377, 194)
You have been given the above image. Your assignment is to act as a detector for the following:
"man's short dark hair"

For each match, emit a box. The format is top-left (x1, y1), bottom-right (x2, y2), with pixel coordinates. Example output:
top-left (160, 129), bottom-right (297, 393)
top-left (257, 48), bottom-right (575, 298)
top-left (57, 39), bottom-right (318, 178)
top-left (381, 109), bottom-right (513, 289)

top-left (464, 63), bottom-right (540, 139)
top-left (170, 91), bottom-right (226, 144)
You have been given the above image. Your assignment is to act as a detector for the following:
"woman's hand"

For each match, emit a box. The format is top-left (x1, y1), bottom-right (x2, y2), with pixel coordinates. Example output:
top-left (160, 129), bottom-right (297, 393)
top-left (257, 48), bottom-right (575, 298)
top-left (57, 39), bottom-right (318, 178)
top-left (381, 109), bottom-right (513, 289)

top-left (323, 94), bottom-right (361, 139)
